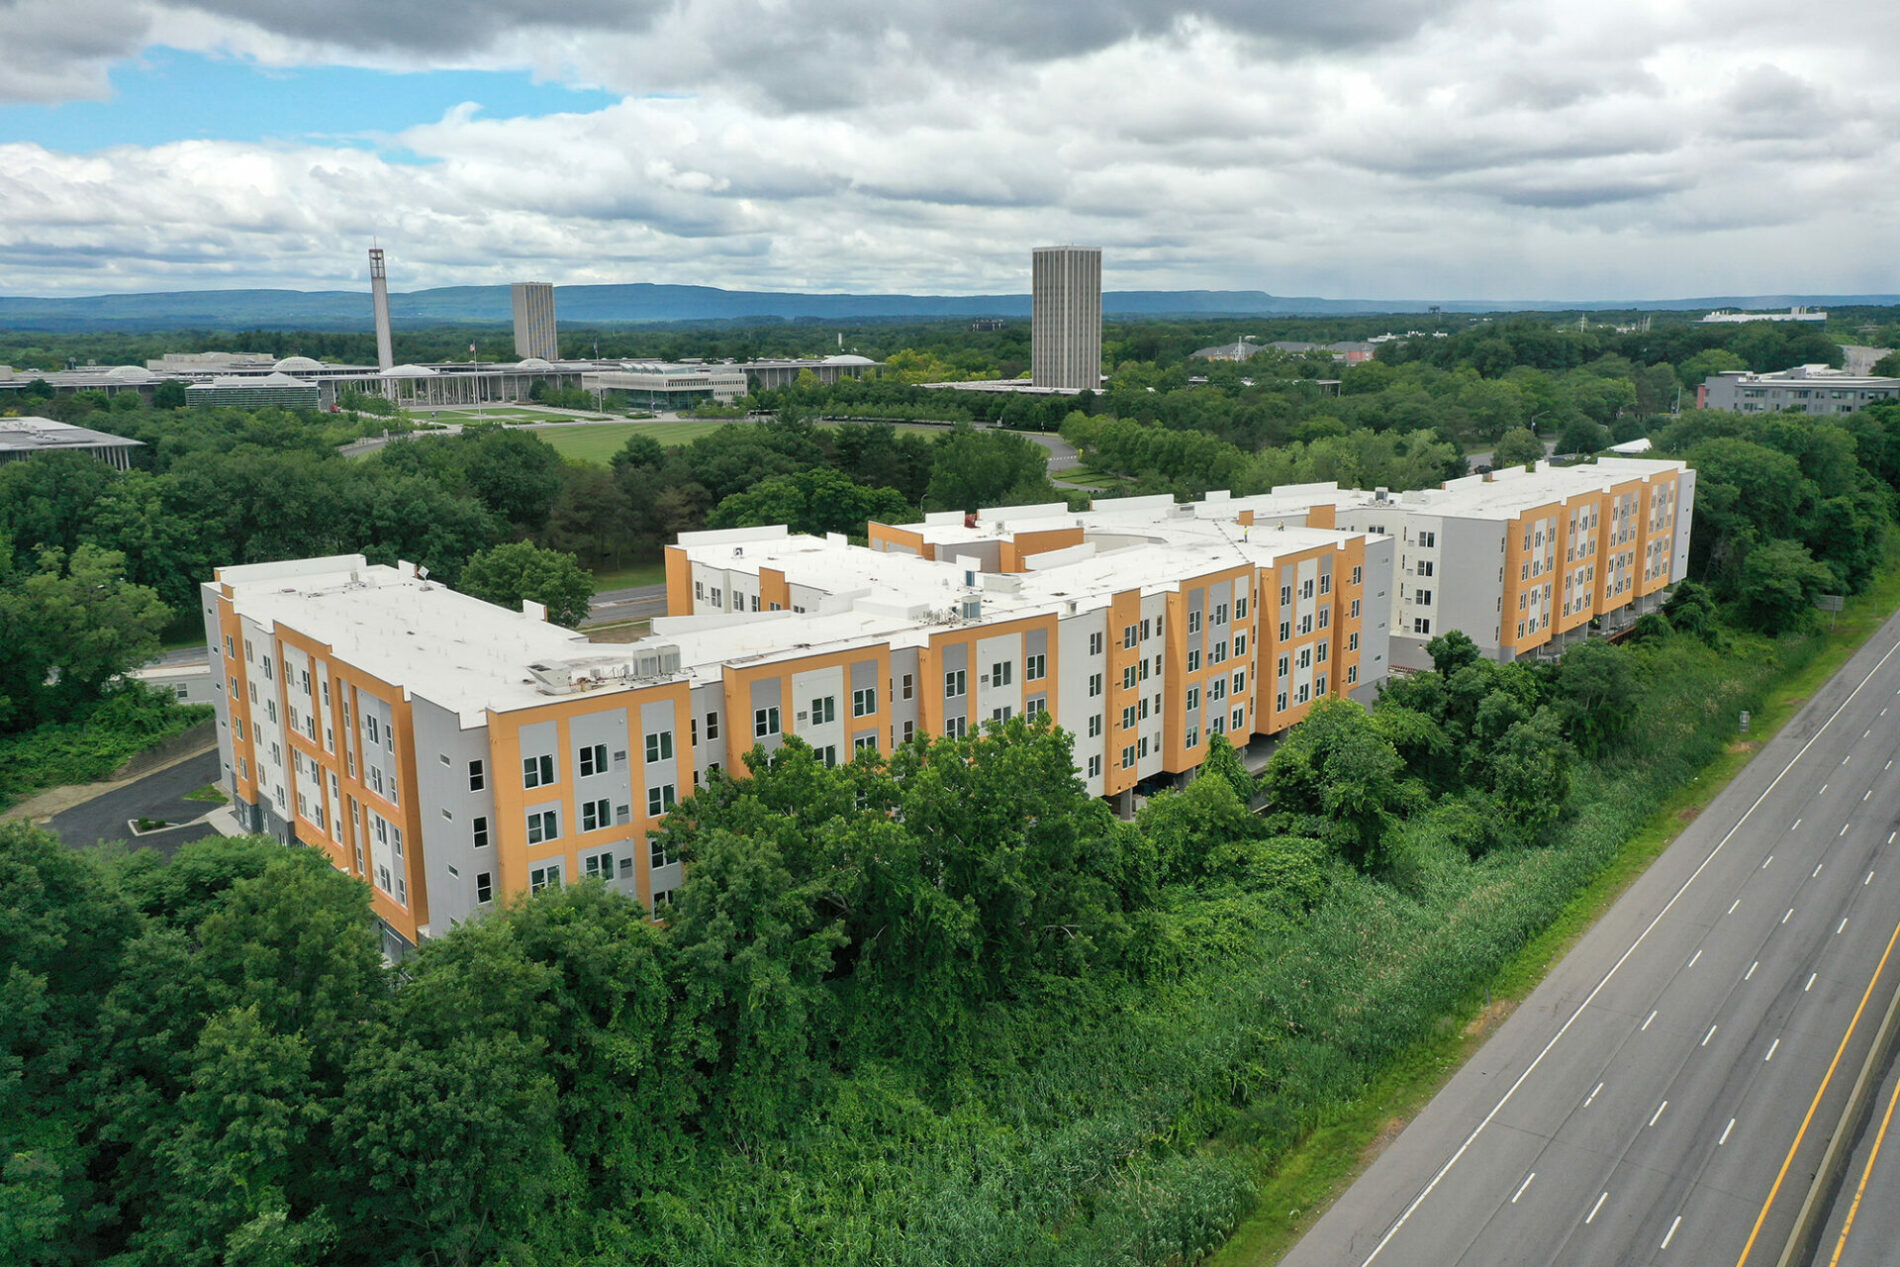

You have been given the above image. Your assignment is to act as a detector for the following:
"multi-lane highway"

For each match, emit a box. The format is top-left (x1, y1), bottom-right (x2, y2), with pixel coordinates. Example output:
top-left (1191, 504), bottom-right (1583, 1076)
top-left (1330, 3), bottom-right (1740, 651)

top-left (1285, 611), bottom-right (1900, 1267)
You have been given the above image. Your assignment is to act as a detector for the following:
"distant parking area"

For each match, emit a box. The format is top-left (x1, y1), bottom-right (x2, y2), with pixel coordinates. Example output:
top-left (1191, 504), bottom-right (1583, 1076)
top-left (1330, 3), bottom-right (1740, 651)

top-left (42, 749), bottom-right (223, 856)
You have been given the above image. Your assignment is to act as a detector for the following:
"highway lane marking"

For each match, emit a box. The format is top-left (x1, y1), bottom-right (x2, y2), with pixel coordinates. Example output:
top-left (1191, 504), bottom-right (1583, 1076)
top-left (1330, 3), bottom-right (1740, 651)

top-left (1842, 823), bottom-right (1852, 836)
top-left (1766, 1038), bottom-right (1781, 1062)
top-left (1839, 918), bottom-right (1850, 935)
top-left (1737, 913), bottom-right (1900, 1265)
top-left (1690, 949), bottom-right (1703, 968)
top-left (1807, 973), bottom-right (1818, 991)
top-left (1822, 783), bottom-right (1831, 793)
top-left (1866, 729), bottom-right (1874, 739)
top-left (1662, 1214), bottom-right (1683, 1250)
top-left (1704, 1024), bottom-right (1719, 1046)
top-left (1865, 790), bottom-right (1872, 801)
top-left (1827, 1048), bottom-right (1900, 1266)
top-left (1586, 1081), bottom-right (1603, 1107)
top-left (1784, 908), bottom-right (1795, 924)
top-left (1793, 819), bottom-right (1802, 830)
top-left (1748, 960), bottom-right (1760, 980)
top-left (1650, 1099), bottom-right (1669, 1126)
top-left (1763, 855), bottom-right (1774, 869)
top-left (1867, 872), bottom-right (1875, 885)
top-left (1512, 1172), bottom-right (1536, 1204)
top-left (1815, 863), bottom-right (1825, 877)
top-left (1730, 898), bottom-right (1742, 915)
top-left (1353, 635), bottom-right (1900, 1267)
top-left (1720, 1118), bottom-right (1736, 1145)
top-left (1643, 1009), bottom-right (1658, 1030)
top-left (1585, 1192), bottom-right (1608, 1225)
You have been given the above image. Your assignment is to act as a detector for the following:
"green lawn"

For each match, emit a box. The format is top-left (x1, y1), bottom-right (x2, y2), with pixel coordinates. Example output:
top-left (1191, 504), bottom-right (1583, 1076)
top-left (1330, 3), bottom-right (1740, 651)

top-left (539, 421), bottom-right (735, 464)
top-left (416, 408), bottom-right (553, 425)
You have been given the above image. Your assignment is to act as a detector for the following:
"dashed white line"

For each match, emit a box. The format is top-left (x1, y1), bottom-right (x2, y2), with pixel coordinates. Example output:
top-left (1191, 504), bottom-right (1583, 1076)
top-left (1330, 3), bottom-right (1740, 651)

top-left (1784, 908), bottom-right (1795, 924)
top-left (1643, 1009), bottom-right (1658, 1030)
top-left (1586, 1192), bottom-right (1609, 1225)
top-left (1689, 949), bottom-right (1703, 968)
top-left (1720, 1118), bottom-right (1736, 1145)
top-left (1586, 1081), bottom-right (1603, 1107)
top-left (1866, 729), bottom-right (1874, 739)
top-left (1662, 1214), bottom-right (1683, 1250)
top-left (1815, 862), bottom-right (1826, 877)
top-left (1794, 818), bottom-right (1803, 830)
top-left (1866, 790), bottom-right (1874, 802)
top-left (1512, 1172), bottom-right (1536, 1204)
top-left (1839, 917), bottom-right (1850, 935)
top-left (1747, 960), bottom-right (1759, 980)
top-left (1350, 637), bottom-right (1900, 1267)
top-left (1891, 831), bottom-right (1897, 844)
top-left (1651, 1100), bottom-right (1670, 1126)
top-left (1843, 823), bottom-right (1853, 837)
top-left (1807, 973), bottom-right (1818, 992)
top-left (1823, 783), bottom-right (1832, 793)
top-left (1764, 855), bottom-right (1775, 869)
top-left (1729, 899), bottom-right (1742, 915)
top-left (1868, 871), bottom-right (1876, 886)
top-left (1704, 1024), bottom-right (1719, 1047)
top-left (1766, 1037), bottom-right (1781, 1062)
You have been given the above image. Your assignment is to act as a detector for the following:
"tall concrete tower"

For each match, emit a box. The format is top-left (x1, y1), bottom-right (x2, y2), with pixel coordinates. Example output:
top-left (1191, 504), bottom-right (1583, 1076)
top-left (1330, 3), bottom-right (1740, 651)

top-left (511, 282), bottom-right (559, 360)
top-left (368, 248), bottom-right (395, 372)
top-left (1031, 245), bottom-right (1102, 391)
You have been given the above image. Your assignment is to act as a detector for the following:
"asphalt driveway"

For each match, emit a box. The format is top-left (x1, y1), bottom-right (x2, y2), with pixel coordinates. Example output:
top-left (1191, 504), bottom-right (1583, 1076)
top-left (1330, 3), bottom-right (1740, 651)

top-left (43, 749), bottom-right (224, 856)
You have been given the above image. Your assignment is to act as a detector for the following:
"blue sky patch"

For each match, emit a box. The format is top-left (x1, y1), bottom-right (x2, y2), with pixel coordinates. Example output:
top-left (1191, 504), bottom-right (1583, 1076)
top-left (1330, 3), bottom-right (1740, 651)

top-left (3, 47), bottom-right (619, 153)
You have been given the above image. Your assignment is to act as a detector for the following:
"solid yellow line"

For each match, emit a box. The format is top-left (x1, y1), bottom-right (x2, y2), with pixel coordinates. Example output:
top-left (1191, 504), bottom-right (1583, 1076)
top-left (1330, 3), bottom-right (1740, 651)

top-left (1827, 1055), bottom-right (1900, 1265)
top-left (1735, 915), bottom-right (1900, 1266)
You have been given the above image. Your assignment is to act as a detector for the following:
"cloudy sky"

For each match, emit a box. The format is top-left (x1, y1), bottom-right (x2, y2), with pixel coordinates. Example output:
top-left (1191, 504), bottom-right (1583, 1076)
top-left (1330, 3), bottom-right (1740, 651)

top-left (1, 0), bottom-right (1896, 301)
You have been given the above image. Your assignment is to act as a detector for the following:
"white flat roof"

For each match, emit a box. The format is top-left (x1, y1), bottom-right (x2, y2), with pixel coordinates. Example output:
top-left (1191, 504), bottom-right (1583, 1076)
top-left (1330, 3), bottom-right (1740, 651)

top-left (217, 557), bottom-right (598, 722)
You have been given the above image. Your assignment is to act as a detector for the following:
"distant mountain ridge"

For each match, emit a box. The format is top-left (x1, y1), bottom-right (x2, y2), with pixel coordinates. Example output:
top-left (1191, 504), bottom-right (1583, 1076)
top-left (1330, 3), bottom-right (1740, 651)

top-left (0, 282), bottom-right (1893, 330)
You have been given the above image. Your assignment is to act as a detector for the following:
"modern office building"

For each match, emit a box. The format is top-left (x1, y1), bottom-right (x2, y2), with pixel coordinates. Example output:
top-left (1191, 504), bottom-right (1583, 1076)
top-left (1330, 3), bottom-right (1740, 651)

top-left (0, 416), bottom-right (144, 470)
top-left (581, 363), bottom-right (750, 409)
top-left (184, 371), bottom-right (321, 411)
top-left (512, 282), bottom-right (559, 360)
top-left (1698, 307), bottom-right (1827, 324)
top-left (1699, 365), bottom-right (1900, 416)
top-left (1031, 245), bottom-right (1102, 391)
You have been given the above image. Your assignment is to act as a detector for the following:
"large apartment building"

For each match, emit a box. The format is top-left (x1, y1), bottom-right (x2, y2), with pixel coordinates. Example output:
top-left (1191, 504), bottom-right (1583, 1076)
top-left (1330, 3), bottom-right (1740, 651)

top-left (201, 457), bottom-right (1690, 955)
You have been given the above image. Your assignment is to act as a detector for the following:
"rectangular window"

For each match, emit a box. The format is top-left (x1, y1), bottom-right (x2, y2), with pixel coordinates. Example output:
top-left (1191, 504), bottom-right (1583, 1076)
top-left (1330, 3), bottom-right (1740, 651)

top-left (1347, 664), bottom-right (1359, 685)
top-left (1186, 726), bottom-right (1200, 748)
top-left (1234, 633), bottom-right (1247, 656)
top-left (1235, 596), bottom-right (1249, 618)
top-left (901, 673), bottom-right (915, 700)
top-left (1213, 640), bottom-right (1228, 664)
top-left (469, 759), bottom-right (488, 792)
top-left (1276, 692), bottom-right (1288, 711)
top-left (1417, 589), bottom-right (1433, 607)
top-left (644, 732), bottom-right (673, 763)
top-left (263, 656), bottom-right (273, 681)
top-left (1211, 678), bottom-right (1227, 702)
top-left (1350, 598), bottom-right (1361, 619)
top-left (1319, 573), bottom-right (1332, 594)
top-left (584, 851), bottom-right (614, 880)
top-left (990, 661), bottom-right (1012, 687)
top-left (1232, 707), bottom-right (1246, 731)
top-left (754, 707), bottom-right (781, 737)
top-left (1089, 632), bottom-right (1104, 655)
top-left (527, 809), bottom-right (559, 844)
top-left (945, 716), bottom-right (967, 739)
top-left (1087, 755), bottom-right (1103, 778)
top-left (1121, 665), bottom-right (1137, 690)
top-left (1187, 649), bottom-right (1201, 672)
top-left (1088, 672), bottom-right (1103, 698)
top-left (1121, 745), bottom-right (1136, 769)
top-left (1415, 617), bottom-right (1432, 635)
top-left (1210, 713), bottom-right (1225, 735)
top-left (1088, 714), bottom-right (1102, 738)
top-left (475, 871), bottom-right (494, 903)
top-left (1122, 705), bottom-right (1137, 730)
top-left (582, 742), bottom-right (610, 776)
top-left (1279, 620), bottom-right (1292, 641)
top-left (1419, 531), bottom-right (1436, 548)
top-left (1348, 631), bottom-right (1359, 652)
top-left (1189, 609), bottom-right (1203, 634)
top-left (855, 734), bottom-right (877, 753)
top-left (473, 815), bottom-right (489, 848)
top-left (1186, 685), bottom-right (1201, 711)
top-left (810, 696), bottom-right (836, 725)
top-left (944, 670), bottom-right (966, 698)
top-left (646, 784), bottom-right (677, 817)
top-left (582, 798), bottom-right (611, 832)
top-left (530, 864), bottom-right (561, 894)
top-left (1351, 566), bottom-right (1362, 586)
top-left (1314, 676), bottom-right (1327, 697)
top-left (704, 711), bottom-right (720, 741)
top-left (852, 687), bottom-right (877, 716)
top-left (1215, 602), bottom-right (1229, 625)
top-left (1233, 670), bottom-right (1247, 693)
top-left (1024, 654), bottom-right (1047, 681)
top-left (1123, 625), bottom-right (1138, 649)
top-left (523, 754), bottom-right (554, 788)
top-left (1025, 698), bottom-right (1046, 716)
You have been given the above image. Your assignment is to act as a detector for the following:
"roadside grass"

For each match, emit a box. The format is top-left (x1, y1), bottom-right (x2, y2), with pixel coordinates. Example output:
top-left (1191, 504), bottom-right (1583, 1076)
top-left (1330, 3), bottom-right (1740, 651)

top-left (584, 618), bottom-right (653, 643)
top-left (183, 784), bottom-right (229, 804)
top-left (1209, 560), bottom-right (1900, 1267)
top-left (589, 561), bottom-right (667, 592)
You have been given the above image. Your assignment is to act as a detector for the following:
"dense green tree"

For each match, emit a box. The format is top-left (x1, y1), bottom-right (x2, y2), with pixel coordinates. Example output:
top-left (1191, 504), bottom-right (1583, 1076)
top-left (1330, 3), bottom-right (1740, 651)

top-left (457, 541), bottom-right (593, 627)
top-left (1491, 427), bottom-right (1545, 466)
top-left (0, 546), bottom-right (170, 732)
top-left (707, 467), bottom-right (913, 537)
top-left (1261, 698), bottom-right (1410, 870)
top-left (1553, 639), bottom-right (1636, 756)
top-left (924, 424), bottom-right (1056, 511)
top-left (458, 427), bottom-right (564, 532)
top-left (1739, 538), bottom-right (1835, 635)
